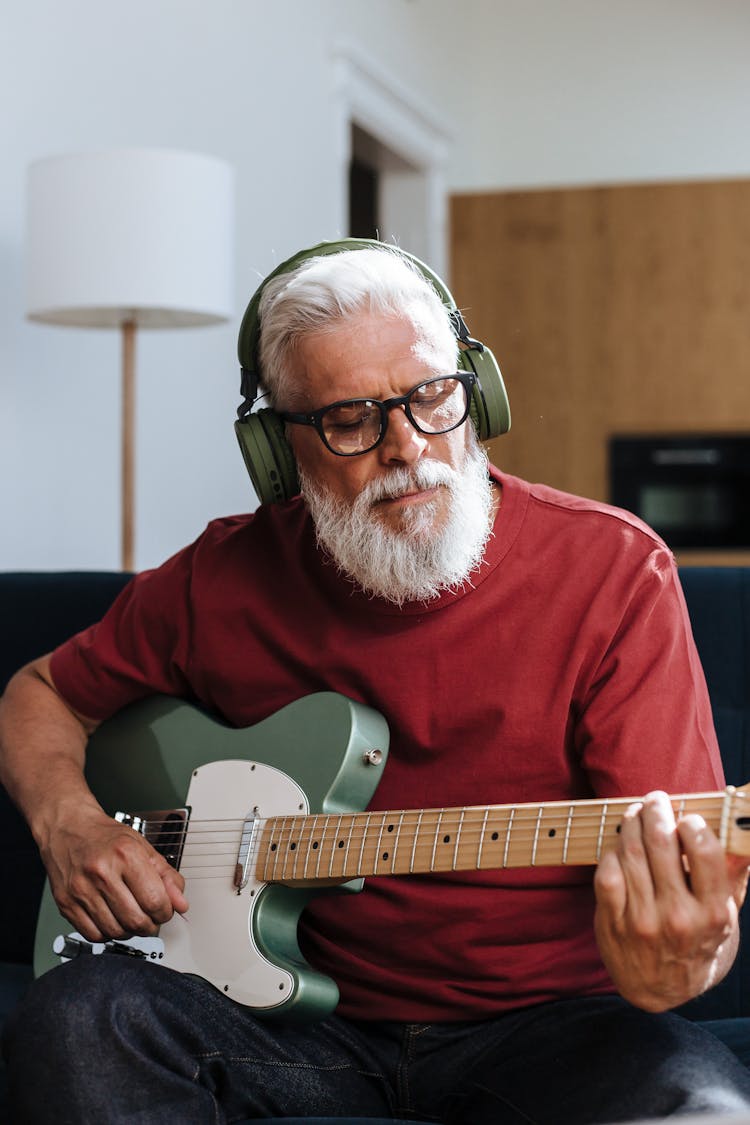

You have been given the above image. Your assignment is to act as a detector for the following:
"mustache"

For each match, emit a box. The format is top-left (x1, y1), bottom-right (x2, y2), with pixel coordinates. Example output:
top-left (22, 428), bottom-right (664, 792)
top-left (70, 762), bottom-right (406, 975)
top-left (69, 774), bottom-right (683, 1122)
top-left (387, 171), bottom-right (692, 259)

top-left (359, 461), bottom-right (458, 506)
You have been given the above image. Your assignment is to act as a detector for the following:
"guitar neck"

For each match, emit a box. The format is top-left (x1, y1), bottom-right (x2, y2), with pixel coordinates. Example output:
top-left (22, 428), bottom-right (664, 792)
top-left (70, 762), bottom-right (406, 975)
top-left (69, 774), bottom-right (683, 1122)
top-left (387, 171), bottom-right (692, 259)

top-left (259, 790), bottom-right (732, 885)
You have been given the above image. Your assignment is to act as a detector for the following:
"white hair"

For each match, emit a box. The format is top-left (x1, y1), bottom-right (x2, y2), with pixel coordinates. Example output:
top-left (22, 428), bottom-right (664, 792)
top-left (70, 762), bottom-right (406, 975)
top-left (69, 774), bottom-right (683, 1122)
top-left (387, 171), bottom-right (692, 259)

top-left (257, 247), bottom-right (457, 407)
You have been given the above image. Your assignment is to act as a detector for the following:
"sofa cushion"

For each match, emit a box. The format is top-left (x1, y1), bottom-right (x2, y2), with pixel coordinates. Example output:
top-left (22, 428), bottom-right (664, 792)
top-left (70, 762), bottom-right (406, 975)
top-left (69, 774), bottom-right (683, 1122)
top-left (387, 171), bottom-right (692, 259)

top-left (676, 569), bottom-right (750, 1022)
top-left (0, 571), bottom-right (132, 964)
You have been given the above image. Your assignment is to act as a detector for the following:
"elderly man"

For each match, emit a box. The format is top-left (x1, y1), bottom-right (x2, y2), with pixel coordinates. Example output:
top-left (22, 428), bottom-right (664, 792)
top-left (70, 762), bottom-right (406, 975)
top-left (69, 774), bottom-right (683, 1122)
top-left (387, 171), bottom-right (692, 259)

top-left (2, 239), bottom-right (750, 1123)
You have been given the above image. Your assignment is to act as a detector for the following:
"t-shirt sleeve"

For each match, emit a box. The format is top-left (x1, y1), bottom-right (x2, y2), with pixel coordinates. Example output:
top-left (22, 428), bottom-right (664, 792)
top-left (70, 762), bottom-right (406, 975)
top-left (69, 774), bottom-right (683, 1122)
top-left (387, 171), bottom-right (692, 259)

top-left (49, 542), bottom-right (197, 721)
top-left (575, 545), bottom-right (724, 798)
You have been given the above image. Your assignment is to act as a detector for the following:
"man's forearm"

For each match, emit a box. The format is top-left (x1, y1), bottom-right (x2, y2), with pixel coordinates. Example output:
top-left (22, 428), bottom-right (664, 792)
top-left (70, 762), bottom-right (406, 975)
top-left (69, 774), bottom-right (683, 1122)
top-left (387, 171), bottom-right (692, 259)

top-left (0, 659), bottom-right (100, 847)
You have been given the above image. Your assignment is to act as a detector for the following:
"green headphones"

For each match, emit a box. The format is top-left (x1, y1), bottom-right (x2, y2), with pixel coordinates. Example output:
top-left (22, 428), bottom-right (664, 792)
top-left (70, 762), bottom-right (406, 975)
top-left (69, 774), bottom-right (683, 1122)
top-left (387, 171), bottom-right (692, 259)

top-left (234, 238), bottom-right (511, 505)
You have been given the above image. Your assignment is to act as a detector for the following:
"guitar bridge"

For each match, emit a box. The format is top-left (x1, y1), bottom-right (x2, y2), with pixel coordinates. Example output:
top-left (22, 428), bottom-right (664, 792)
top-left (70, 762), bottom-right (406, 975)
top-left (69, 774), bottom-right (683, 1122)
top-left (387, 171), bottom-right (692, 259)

top-left (115, 807), bottom-right (190, 870)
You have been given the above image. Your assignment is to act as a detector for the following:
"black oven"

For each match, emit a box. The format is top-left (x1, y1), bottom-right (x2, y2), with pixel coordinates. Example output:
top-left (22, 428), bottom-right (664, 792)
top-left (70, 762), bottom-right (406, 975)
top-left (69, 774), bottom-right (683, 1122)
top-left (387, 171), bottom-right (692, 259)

top-left (609, 435), bottom-right (750, 549)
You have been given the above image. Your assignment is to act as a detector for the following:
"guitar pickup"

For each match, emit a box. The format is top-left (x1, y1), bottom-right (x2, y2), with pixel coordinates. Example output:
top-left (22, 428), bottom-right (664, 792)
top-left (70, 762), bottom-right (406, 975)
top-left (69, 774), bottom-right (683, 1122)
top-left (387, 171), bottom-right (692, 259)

top-left (115, 807), bottom-right (190, 870)
top-left (234, 806), bottom-right (260, 892)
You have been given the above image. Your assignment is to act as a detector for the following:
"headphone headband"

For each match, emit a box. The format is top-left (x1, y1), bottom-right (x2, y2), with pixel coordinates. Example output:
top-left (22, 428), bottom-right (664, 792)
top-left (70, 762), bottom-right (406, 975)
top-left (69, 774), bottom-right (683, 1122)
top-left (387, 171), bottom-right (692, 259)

top-left (234, 237), bottom-right (510, 505)
top-left (237, 238), bottom-right (462, 414)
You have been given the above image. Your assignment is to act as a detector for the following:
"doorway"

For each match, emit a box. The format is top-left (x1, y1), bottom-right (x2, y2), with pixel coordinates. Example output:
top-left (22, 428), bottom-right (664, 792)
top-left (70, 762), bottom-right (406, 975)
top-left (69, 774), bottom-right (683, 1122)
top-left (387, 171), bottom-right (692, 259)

top-left (334, 43), bottom-right (451, 275)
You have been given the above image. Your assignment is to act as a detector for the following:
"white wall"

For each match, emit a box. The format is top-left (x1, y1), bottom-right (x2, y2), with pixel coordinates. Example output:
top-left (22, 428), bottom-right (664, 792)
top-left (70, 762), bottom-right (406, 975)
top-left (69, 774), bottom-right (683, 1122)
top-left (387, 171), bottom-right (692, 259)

top-left (453, 0), bottom-right (750, 190)
top-left (2, 0), bottom-right (749, 572)
top-left (0, 0), bottom-right (463, 572)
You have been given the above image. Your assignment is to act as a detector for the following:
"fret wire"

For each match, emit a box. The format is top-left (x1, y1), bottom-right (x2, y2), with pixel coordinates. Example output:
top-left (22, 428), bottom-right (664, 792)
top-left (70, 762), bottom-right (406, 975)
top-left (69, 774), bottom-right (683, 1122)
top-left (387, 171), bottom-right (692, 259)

top-left (430, 810), bottom-right (445, 872)
top-left (476, 808), bottom-right (490, 869)
top-left (303, 814), bottom-right (317, 879)
top-left (372, 813), bottom-right (389, 875)
top-left (502, 808), bottom-right (515, 868)
top-left (562, 804), bottom-right (574, 864)
top-left (720, 788), bottom-right (734, 849)
top-left (269, 818), bottom-right (283, 880)
top-left (300, 814), bottom-right (316, 878)
top-left (286, 817), bottom-right (299, 879)
top-left (409, 810), bottom-right (424, 873)
top-left (283, 816), bottom-right (296, 880)
top-left (290, 819), bottom-right (303, 877)
top-left (342, 813), bottom-right (354, 875)
top-left (301, 813), bottom-right (314, 878)
top-left (357, 811), bottom-right (371, 874)
top-left (262, 820), bottom-right (275, 879)
top-left (452, 808), bottom-right (467, 870)
top-left (291, 815), bottom-right (303, 881)
top-left (265, 819), bottom-right (279, 877)
top-left (391, 812), bottom-right (406, 874)
top-left (315, 815), bottom-right (329, 879)
top-left (328, 814), bottom-right (344, 878)
top-left (595, 803), bottom-right (608, 860)
top-left (531, 806), bottom-right (544, 866)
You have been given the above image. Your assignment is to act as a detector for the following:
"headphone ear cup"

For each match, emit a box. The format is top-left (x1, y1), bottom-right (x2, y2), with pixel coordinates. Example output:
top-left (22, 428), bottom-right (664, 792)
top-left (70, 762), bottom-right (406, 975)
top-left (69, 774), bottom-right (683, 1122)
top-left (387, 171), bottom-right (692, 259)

top-left (234, 409), bottom-right (300, 506)
top-left (460, 345), bottom-right (511, 441)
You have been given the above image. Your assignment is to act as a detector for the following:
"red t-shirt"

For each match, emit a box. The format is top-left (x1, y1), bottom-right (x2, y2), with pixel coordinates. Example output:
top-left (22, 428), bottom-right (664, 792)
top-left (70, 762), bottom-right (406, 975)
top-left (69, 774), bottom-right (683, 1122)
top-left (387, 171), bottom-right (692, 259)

top-left (50, 470), bottom-right (723, 1021)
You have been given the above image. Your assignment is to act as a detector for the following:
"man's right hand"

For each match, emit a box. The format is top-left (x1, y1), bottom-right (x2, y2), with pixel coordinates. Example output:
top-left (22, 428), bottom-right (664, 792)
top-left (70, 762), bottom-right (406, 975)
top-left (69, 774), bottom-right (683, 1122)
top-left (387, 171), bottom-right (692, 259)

top-left (41, 802), bottom-right (188, 942)
top-left (0, 656), bottom-right (188, 943)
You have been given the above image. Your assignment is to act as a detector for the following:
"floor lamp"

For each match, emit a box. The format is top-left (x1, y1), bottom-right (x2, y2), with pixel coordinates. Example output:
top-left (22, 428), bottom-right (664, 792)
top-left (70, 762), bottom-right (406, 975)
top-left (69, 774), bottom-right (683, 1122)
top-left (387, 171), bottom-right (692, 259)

top-left (25, 148), bottom-right (234, 571)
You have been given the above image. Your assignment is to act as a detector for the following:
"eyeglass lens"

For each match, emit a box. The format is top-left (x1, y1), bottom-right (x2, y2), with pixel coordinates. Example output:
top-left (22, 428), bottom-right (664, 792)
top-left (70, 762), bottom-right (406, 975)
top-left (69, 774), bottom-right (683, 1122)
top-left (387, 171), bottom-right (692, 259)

top-left (322, 376), bottom-right (469, 455)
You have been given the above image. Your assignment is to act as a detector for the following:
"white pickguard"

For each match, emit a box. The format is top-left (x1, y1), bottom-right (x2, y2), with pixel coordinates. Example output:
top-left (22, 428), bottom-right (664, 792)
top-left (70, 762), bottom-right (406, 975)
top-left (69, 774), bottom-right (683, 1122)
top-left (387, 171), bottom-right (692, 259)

top-left (157, 759), bottom-right (308, 1009)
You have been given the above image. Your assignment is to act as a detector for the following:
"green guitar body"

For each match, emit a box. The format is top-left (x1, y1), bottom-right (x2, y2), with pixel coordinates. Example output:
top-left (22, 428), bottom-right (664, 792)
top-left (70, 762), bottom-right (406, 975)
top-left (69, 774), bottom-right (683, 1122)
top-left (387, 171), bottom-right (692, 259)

top-left (33, 692), bottom-right (390, 1022)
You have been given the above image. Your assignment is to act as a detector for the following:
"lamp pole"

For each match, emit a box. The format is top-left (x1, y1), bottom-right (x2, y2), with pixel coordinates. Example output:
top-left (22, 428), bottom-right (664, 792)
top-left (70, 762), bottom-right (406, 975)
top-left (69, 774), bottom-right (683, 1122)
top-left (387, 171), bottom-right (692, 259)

top-left (121, 319), bottom-right (136, 572)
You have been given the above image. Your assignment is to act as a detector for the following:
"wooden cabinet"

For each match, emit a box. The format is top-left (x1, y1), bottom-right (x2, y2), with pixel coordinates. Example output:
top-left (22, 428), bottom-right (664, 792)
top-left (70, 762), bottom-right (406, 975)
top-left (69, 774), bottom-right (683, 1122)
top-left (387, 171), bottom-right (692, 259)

top-left (450, 181), bottom-right (750, 509)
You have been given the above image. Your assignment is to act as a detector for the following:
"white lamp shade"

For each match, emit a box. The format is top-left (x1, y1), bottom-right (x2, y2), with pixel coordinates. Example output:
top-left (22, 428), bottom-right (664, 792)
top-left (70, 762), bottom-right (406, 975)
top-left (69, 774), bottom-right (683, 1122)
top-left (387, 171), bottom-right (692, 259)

top-left (26, 148), bottom-right (234, 328)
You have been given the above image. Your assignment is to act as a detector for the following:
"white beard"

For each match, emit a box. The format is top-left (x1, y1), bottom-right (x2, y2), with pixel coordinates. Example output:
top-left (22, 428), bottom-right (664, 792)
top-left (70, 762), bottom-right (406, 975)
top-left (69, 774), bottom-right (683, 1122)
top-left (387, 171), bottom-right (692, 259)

top-left (299, 438), bottom-right (495, 607)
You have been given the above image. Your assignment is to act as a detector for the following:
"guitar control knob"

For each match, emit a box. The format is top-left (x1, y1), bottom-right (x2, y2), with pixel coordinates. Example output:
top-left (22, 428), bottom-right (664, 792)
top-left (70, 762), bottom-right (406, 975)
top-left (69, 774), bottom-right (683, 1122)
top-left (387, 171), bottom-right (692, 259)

top-left (362, 748), bottom-right (383, 767)
top-left (53, 935), bottom-right (91, 960)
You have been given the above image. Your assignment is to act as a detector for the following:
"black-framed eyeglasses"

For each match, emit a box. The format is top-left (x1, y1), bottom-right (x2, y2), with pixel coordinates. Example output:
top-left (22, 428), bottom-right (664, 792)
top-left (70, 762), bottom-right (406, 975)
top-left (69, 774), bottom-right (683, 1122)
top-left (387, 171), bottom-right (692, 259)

top-left (279, 371), bottom-right (476, 457)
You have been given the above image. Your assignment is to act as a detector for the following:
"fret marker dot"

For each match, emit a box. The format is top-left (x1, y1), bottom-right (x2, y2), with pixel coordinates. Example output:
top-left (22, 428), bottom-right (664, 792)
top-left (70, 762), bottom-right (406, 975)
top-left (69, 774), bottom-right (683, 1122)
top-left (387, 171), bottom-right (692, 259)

top-left (548, 828), bottom-right (556, 838)
top-left (338, 840), bottom-right (345, 848)
top-left (312, 841), bottom-right (319, 849)
top-left (290, 842), bottom-right (296, 850)
top-left (443, 835), bottom-right (451, 844)
top-left (383, 852), bottom-right (389, 860)
top-left (388, 824), bottom-right (394, 832)
top-left (270, 843), bottom-right (277, 852)
top-left (491, 832), bottom-right (499, 841)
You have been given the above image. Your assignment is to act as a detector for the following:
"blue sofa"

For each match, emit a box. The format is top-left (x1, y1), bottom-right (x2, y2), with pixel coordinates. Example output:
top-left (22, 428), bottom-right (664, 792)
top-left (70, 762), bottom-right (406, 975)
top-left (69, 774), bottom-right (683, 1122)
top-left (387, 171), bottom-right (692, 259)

top-left (1, 567), bottom-right (750, 1120)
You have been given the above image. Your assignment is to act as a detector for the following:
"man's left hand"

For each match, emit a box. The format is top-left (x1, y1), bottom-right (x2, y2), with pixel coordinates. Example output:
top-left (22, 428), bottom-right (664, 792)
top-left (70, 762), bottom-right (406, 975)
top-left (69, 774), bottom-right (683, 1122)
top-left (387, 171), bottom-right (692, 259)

top-left (594, 790), bottom-right (750, 1011)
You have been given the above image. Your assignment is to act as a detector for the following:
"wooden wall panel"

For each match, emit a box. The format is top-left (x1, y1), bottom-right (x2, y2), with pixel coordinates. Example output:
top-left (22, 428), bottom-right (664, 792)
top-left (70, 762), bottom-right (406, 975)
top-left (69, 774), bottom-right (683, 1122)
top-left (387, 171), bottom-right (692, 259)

top-left (450, 181), bottom-right (750, 504)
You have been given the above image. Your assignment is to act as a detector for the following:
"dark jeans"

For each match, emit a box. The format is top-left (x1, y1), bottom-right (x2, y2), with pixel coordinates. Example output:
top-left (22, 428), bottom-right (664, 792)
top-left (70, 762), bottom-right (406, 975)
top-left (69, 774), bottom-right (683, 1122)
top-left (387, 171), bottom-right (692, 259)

top-left (5, 956), bottom-right (750, 1124)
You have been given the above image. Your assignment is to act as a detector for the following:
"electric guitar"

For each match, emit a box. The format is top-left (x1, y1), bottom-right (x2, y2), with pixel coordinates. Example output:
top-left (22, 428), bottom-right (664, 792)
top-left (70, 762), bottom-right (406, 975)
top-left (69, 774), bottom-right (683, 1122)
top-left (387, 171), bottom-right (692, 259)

top-left (33, 693), bottom-right (750, 1022)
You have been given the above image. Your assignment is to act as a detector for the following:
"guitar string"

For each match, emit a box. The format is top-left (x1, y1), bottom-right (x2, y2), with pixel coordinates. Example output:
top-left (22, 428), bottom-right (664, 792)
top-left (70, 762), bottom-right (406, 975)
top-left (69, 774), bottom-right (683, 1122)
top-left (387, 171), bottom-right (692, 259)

top-left (148, 818), bottom-right (734, 868)
top-left (174, 818), bottom-right (729, 880)
top-left (139, 798), bottom-right (730, 856)
top-left (175, 826), bottom-right (734, 875)
top-left (137, 798), bottom-right (733, 878)
top-left (135, 792), bottom-right (730, 842)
